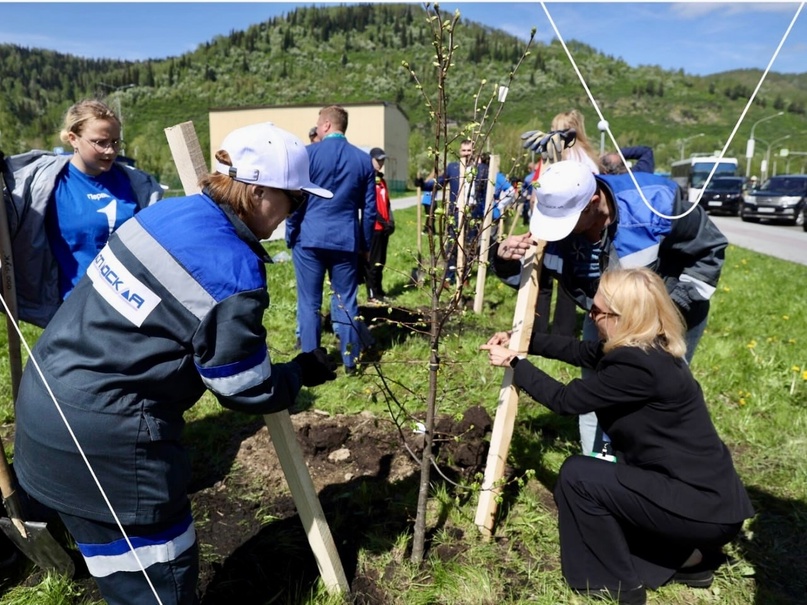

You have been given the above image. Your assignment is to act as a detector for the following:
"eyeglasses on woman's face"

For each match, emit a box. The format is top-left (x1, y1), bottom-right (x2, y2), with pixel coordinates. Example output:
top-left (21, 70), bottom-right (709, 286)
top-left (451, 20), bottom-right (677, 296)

top-left (589, 302), bottom-right (619, 322)
top-left (80, 137), bottom-right (122, 153)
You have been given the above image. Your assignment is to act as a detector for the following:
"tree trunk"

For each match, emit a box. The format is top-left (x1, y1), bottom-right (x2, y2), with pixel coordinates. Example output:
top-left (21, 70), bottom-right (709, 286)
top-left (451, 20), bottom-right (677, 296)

top-left (410, 307), bottom-right (440, 564)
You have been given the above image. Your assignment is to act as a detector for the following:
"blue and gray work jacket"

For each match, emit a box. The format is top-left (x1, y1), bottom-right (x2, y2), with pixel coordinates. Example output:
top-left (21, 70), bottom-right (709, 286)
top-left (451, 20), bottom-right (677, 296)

top-left (494, 172), bottom-right (728, 326)
top-left (14, 192), bottom-right (303, 525)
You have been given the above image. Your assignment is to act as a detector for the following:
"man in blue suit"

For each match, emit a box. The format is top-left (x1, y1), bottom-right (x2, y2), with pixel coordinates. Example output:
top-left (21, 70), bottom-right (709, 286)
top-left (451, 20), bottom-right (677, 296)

top-left (420, 139), bottom-right (474, 206)
top-left (286, 105), bottom-right (377, 374)
top-left (418, 139), bottom-right (474, 284)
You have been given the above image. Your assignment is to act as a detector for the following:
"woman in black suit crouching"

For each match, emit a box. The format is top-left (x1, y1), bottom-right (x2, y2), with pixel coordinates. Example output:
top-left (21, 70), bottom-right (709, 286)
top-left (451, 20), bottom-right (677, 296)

top-left (481, 267), bottom-right (754, 605)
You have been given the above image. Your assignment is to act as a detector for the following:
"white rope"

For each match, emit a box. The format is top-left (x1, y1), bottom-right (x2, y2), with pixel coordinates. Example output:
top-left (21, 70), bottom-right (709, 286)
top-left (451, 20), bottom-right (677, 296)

top-left (539, 1), bottom-right (804, 220)
top-left (0, 291), bottom-right (164, 605)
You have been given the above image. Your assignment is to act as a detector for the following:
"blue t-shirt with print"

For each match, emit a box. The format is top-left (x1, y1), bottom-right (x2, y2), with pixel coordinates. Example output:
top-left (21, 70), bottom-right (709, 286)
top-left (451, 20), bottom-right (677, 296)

top-left (46, 163), bottom-right (137, 299)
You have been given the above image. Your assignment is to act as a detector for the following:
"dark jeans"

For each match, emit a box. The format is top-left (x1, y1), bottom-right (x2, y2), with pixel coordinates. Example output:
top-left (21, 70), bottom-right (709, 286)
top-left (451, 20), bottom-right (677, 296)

top-left (364, 230), bottom-right (390, 298)
top-left (534, 271), bottom-right (578, 337)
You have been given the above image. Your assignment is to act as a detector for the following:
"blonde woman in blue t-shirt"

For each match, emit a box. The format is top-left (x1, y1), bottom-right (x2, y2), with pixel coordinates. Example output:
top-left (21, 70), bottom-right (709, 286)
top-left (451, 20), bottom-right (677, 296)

top-left (5, 99), bottom-right (163, 327)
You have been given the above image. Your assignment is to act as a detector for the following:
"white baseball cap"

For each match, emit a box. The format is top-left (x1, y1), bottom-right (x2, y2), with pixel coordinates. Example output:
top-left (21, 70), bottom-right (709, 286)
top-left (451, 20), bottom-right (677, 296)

top-left (215, 122), bottom-right (333, 199)
top-left (530, 160), bottom-right (596, 241)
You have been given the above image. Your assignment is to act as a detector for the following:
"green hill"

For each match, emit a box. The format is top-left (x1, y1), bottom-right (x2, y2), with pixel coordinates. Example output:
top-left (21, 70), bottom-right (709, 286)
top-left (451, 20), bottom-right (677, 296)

top-left (2, 3), bottom-right (806, 187)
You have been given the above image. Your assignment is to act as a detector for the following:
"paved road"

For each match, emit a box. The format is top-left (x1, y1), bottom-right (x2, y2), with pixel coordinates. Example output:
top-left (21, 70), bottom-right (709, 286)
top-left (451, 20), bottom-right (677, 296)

top-left (710, 215), bottom-right (807, 266)
top-left (269, 196), bottom-right (807, 267)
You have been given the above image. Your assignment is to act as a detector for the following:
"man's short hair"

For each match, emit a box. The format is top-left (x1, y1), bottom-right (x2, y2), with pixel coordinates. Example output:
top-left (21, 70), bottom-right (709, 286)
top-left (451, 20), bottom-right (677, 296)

top-left (601, 152), bottom-right (627, 175)
top-left (319, 105), bottom-right (348, 133)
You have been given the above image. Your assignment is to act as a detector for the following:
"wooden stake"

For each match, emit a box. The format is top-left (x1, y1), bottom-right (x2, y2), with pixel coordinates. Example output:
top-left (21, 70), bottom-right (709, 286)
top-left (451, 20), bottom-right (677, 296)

top-left (474, 239), bottom-right (546, 537)
top-left (164, 122), bottom-right (349, 594)
top-left (416, 186), bottom-right (422, 259)
top-left (473, 155), bottom-right (499, 314)
top-left (163, 122), bottom-right (207, 195)
top-left (0, 177), bottom-right (22, 401)
top-left (455, 162), bottom-right (468, 284)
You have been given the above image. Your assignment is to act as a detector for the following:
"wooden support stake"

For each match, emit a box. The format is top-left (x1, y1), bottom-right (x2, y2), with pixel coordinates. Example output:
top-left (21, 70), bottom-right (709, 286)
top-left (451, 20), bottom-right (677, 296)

top-left (416, 186), bottom-right (422, 260)
top-left (473, 155), bottom-right (499, 314)
top-left (0, 176), bottom-right (22, 401)
top-left (164, 121), bottom-right (349, 594)
top-left (164, 122), bottom-right (207, 195)
top-left (455, 162), bottom-right (468, 284)
top-left (474, 239), bottom-right (546, 537)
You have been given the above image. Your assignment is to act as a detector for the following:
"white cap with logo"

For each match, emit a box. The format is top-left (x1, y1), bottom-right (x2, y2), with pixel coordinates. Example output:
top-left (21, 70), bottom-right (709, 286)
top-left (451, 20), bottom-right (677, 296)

top-left (215, 122), bottom-right (333, 199)
top-left (530, 160), bottom-right (597, 241)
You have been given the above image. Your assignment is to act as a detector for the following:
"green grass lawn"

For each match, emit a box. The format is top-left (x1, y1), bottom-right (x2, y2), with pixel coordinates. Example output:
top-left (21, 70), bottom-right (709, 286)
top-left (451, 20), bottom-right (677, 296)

top-left (0, 205), bottom-right (805, 604)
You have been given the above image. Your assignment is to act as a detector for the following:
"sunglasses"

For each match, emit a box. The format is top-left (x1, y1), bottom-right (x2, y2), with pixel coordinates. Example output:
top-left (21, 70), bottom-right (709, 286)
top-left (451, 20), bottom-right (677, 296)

top-left (589, 303), bottom-right (619, 321)
top-left (284, 190), bottom-right (308, 214)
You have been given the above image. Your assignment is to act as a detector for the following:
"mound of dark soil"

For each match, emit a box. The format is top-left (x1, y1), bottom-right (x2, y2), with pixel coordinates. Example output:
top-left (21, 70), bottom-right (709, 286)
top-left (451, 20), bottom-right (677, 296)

top-left (192, 406), bottom-right (494, 603)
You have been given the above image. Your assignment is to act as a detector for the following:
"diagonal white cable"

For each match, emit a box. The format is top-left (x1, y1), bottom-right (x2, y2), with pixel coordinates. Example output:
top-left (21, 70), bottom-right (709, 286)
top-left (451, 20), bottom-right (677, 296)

top-left (540, 1), bottom-right (804, 220)
top-left (690, 2), bottom-right (804, 209)
top-left (0, 292), bottom-right (164, 605)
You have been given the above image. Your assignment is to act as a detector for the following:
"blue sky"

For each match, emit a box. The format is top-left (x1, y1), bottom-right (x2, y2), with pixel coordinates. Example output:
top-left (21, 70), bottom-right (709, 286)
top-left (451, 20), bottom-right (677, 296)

top-left (0, 2), bottom-right (805, 76)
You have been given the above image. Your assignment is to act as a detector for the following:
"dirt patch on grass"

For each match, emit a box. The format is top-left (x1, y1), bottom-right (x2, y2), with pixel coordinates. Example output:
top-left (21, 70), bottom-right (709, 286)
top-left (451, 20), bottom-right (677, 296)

top-left (189, 406), bottom-right (498, 603)
top-left (1, 405), bottom-right (503, 603)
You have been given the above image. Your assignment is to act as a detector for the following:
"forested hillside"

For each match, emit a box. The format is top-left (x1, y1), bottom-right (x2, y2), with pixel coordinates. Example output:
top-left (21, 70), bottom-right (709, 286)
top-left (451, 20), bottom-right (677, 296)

top-left (2, 3), bottom-right (806, 187)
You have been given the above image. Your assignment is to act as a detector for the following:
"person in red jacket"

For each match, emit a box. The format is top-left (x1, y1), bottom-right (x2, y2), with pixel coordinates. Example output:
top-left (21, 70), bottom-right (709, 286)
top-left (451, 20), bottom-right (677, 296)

top-left (364, 147), bottom-right (395, 303)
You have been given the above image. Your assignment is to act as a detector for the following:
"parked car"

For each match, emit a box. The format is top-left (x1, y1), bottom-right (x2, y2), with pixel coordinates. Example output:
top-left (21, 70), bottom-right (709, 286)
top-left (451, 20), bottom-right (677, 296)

top-left (699, 176), bottom-right (744, 216)
top-left (741, 174), bottom-right (807, 226)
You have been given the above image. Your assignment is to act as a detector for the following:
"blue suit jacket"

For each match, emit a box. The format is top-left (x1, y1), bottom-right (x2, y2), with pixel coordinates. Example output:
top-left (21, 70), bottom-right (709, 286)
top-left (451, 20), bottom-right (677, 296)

top-left (285, 136), bottom-right (376, 253)
top-left (427, 161), bottom-right (461, 203)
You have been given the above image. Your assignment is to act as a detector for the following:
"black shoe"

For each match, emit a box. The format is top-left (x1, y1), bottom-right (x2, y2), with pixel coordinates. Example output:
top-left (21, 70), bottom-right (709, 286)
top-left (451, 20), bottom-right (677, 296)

top-left (575, 585), bottom-right (646, 604)
top-left (669, 568), bottom-right (714, 588)
top-left (344, 365), bottom-right (358, 376)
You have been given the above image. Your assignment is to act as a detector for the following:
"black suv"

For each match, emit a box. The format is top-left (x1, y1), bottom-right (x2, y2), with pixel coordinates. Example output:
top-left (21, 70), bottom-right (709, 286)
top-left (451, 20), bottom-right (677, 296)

top-left (742, 174), bottom-right (807, 226)
top-left (700, 176), bottom-right (744, 216)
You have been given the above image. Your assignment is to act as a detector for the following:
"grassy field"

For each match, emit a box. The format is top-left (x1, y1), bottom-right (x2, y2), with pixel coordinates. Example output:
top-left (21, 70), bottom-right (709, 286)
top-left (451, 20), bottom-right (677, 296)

top-left (0, 205), bottom-right (805, 604)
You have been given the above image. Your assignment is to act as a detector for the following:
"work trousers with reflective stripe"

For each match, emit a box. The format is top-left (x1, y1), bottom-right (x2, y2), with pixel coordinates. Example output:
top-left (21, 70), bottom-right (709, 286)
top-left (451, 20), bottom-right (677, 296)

top-left (58, 506), bottom-right (199, 605)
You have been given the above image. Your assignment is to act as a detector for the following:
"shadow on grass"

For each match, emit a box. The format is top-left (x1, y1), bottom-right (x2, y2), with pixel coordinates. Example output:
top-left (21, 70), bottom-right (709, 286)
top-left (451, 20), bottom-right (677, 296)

top-left (320, 302), bottom-right (429, 365)
top-left (359, 303), bottom-right (429, 353)
top-left (198, 454), bottom-right (421, 605)
top-left (738, 486), bottom-right (807, 605)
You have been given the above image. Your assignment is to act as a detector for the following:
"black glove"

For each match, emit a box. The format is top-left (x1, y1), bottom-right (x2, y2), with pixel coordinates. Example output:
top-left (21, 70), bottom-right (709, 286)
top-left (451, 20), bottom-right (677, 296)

top-left (293, 347), bottom-right (338, 387)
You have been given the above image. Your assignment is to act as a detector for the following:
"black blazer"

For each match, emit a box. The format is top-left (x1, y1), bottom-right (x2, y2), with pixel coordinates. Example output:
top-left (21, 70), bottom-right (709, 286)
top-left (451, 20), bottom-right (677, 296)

top-left (513, 334), bottom-right (755, 525)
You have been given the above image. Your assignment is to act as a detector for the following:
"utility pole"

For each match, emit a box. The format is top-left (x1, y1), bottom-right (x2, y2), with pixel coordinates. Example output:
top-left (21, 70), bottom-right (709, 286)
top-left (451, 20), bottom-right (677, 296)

top-left (746, 112), bottom-right (784, 178)
top-left (99, 82), bottom-right (135, 154)
top-left (679, 133), bottom-right (705, 160)
top-left (597, 120), bottom-right (609, 155)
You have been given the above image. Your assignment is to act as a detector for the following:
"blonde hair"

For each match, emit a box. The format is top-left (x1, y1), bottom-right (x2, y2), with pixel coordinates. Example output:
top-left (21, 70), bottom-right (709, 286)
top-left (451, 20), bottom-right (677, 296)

top-left (59, 99), bottom-right (120, 145)
top-left (598, 268), bottom-right (687, 358)
top-left (319, 105), bottom-right (348, 133)
top-left (551, 109), bottom-right (602, 172)
top-left (197, 150), bottom-right (257, 222)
